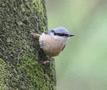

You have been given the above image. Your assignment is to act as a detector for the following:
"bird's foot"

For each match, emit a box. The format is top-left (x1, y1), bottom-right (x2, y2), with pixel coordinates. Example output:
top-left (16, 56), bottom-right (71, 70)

top-left (39, 58), bottom-right (54, 65)
top-left (39, 60), bottom-right (50, 64)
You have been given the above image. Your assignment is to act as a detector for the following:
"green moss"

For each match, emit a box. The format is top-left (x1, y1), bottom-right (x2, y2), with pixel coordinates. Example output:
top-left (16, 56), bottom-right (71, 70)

top-left (0, 58), bottom-right (8, 89)
top-left (18, 56), bottom-right (56, 90)
top-left (0, 0), bottom-right (56, 89)
top-left (32, 0), bottom-right (47, 32)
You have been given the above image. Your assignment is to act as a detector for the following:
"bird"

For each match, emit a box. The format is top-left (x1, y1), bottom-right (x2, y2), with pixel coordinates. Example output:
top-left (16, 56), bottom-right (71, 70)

top-left (31, 27), bottom-right (74, 63)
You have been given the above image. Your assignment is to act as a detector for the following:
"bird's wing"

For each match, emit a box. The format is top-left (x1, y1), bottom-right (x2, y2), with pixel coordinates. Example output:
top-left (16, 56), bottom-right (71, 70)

top-left (61, 45), bottom-right (65, 51)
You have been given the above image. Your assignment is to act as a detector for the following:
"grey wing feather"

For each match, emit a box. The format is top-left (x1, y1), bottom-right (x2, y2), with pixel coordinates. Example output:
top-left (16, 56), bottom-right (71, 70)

top-left (61, 45), bottom-right (65, 51)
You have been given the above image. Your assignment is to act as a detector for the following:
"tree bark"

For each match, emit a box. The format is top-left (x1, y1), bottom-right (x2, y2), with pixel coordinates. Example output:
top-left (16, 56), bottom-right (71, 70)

top-left (0, 0), bottom-right (56, 90)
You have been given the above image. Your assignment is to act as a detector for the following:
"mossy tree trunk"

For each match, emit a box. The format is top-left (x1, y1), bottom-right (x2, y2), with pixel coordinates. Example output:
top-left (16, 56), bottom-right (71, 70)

top-left (0, 0), bottom-right (56, 90)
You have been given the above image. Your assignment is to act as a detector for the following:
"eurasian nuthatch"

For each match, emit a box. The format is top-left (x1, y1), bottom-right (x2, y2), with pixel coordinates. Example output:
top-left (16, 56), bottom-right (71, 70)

top-left (31, 27), bottom-right (74, 57)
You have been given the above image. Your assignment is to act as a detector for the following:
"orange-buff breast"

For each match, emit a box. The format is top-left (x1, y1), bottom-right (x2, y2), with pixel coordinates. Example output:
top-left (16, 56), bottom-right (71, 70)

top-left (39, 34), bottom-right (65, 57)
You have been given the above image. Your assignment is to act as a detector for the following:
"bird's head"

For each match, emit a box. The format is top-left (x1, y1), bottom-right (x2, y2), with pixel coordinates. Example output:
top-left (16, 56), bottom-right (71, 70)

top-left (47, 27), bottom-right (74, 38)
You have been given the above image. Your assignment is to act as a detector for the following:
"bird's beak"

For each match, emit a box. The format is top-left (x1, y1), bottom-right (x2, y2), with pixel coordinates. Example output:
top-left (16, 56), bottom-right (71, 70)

top-left (69, 34), bottom-right (75, 37)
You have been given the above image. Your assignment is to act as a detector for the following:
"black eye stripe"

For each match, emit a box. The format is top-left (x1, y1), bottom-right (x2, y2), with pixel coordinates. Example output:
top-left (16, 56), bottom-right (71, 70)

top-left (54, 33), bottom-right (69, 37)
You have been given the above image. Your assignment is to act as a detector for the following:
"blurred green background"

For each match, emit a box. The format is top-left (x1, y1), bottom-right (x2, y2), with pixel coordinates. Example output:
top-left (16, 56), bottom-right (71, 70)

top-left (47, 0), bottom-right (107, 90)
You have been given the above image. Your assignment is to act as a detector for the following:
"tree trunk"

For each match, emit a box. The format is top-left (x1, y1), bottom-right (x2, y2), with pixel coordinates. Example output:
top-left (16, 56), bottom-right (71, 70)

top-left (0, 0), bottom-right (56, 90)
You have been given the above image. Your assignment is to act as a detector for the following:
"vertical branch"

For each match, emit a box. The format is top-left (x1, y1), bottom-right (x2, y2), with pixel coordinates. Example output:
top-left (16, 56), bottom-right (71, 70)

top-left (0, 0), bottom-right (56, 89)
